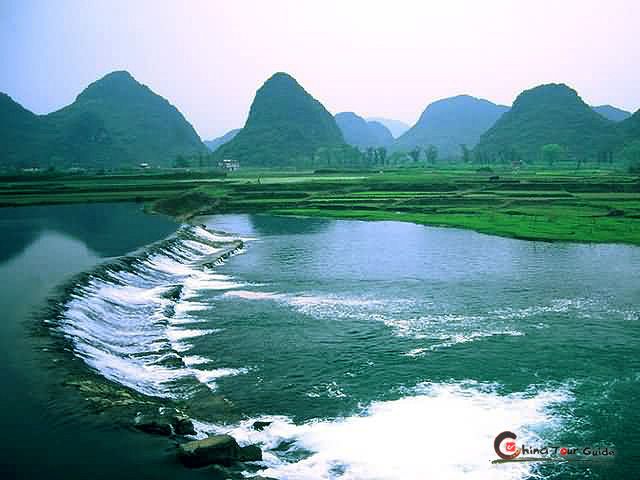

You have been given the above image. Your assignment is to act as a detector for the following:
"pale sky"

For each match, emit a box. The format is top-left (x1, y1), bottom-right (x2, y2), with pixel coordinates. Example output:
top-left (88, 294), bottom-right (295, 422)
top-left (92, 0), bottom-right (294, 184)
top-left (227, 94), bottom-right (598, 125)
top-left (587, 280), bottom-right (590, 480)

top-left (1, 0), bottom-right (638, 139)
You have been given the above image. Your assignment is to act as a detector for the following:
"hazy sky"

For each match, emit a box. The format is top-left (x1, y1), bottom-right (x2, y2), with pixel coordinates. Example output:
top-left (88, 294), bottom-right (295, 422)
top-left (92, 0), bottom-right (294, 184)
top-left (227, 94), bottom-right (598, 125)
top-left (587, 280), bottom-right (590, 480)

top-left (1, 0), bottom-right (638, 139)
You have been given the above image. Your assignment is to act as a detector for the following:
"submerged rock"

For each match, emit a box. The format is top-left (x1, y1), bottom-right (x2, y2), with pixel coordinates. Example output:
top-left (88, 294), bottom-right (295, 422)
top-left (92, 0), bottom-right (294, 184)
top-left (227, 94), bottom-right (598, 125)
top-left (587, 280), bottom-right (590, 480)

top-left (160, 284), bottom-right (183, 301)
top-left (185, 391), bottom-right (238, 422)
top-left (133, 409), bottom-right (196, 436)
top-left (133, 414), bottom-right (173, 435)
top-left (67, 379), bottom-right (150, 411)
top-left (177, 434), bottom-right (262, 468)
top-left (173, 416), bottom-right (197, 436)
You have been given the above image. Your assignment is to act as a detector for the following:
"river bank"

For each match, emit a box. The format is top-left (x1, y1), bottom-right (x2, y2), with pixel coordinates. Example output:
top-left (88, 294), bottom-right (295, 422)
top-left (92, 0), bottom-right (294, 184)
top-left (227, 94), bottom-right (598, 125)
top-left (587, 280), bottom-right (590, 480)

top-left (2, 168), bottom-right (639, 245)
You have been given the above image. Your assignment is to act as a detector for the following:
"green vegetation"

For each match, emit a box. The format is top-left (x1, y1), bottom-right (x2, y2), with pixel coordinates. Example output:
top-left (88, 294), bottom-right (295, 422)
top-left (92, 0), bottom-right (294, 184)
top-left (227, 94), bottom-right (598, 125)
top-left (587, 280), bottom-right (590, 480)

top-left (0, 170), bottom-right (226, 206)
top-left (214, 72), bottom-right (345, 167)
top-left (476, 84), bottom-right (620, 163)
top-left (2, 167), bottom-right (639, 246)
top-left (622, 140), bottom-right (640, 171)
top-left (2, 70), bottom-right (639, 245)
top-left (0, 93), bottom-right (49, 167)
top-left (393, 95), bottom-right (509, 158)
top-left (621, 110), bottom-right (640, 145)
top-left (0, 71), bottom-right (206, 170)
top-left (3, 75), bottom-right (638, 173)
top-left (540, 144), bottom-right (567, 166)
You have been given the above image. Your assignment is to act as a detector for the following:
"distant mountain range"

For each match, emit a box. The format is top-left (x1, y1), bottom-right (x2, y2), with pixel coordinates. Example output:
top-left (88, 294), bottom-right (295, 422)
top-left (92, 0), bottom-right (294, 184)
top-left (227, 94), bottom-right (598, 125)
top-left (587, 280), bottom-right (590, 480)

top-left (366, 117), bottom-right (410, 138)
top-left (2, 71), bottom-right (638, 169)
top-left (204, 129), bottom-right (240, 152)
top-left (475, 84), bottom-right (622, 161)
top-left (0, 71), bottom-right (206, 169)
top-left (214, 72), bottom-right (344, 166)
top-left (592, 105), bottom-right (632, 122)
top-left (335, 112), bottom-right (393, 149)
top-left (393, 95), bottom-right (509, 157)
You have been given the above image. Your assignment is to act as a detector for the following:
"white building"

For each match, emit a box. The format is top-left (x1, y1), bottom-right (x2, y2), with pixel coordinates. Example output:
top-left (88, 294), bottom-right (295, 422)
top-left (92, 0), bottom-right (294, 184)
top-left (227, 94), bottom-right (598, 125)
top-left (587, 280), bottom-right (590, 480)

top-left (219, 159), bottom-right (240, 171)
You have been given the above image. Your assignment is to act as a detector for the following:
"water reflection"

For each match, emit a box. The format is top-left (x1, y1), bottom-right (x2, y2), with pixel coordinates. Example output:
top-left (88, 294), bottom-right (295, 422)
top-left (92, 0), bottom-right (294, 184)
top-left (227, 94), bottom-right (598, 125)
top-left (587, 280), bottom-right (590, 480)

top-left (0, 203), bottom-right (177, 264)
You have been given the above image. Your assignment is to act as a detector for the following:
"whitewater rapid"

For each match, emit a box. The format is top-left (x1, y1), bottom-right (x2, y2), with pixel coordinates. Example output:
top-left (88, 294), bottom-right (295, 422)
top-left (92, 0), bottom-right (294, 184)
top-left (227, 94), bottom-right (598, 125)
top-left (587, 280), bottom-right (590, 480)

top-left (195, 382), bottom-right (572, 480)
top-left (55, 225), bottom-right (250, 398)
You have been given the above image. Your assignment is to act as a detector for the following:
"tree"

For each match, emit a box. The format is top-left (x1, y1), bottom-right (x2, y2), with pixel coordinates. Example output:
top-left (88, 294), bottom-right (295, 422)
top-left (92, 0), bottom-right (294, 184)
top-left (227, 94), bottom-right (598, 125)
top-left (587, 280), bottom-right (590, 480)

top-left (173, 154), bottom-right (189, 168)
top-left (426, 145), bottom-right (438, 165)
top-left (621, 140), bottom-right (640, 164)
top-left (461, 144), bottom-right (471, 164)
top-left (540, 144), bottom-right (566, 166)
top-left (409, 147), bottom-right (421, 163)
top-left (389, 152), bottom-right (406, 165)
top-left (375, 147), bottom-right (387, 166)
top-left (364, 147), bottom-right (375, 166)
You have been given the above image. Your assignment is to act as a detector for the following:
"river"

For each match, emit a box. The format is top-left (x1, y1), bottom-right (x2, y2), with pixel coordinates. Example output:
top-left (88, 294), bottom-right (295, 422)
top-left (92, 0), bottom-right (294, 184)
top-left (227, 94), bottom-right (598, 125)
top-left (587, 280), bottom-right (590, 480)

top-left (1, 204), bottom-right (638, 479)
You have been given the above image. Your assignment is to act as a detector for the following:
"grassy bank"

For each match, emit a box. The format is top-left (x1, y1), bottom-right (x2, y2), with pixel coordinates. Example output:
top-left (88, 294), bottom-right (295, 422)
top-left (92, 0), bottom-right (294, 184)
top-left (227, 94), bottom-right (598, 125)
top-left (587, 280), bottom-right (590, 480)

top-left (2, 167), bottom-right (639, 245)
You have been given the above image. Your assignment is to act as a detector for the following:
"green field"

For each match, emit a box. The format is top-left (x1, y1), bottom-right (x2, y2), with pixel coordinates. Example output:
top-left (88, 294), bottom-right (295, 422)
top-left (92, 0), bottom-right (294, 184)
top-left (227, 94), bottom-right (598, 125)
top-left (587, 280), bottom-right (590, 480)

top-left (2, 167), bottom-right (639, 245)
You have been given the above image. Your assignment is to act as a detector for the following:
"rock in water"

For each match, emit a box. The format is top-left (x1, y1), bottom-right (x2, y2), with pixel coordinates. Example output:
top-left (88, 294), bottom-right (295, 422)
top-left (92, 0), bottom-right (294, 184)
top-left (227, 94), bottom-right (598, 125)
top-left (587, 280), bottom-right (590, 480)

top-left (133, 410), bottom-right (196, 436)
top-left (173, 416), bottom-right (197, 436)
top-left (177, 434), bottom-right (262, 468)
top-left (239, 444), bottom-right (262, 462)
top-left (252, 420), bottom-right (272, 431)
top-left (133, 413), bottom-right (173, 436)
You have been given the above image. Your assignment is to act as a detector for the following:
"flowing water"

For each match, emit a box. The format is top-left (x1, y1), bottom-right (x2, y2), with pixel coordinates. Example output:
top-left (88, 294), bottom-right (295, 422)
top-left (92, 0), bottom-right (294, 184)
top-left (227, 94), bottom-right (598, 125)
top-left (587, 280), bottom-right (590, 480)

top-left (1, 205), bottom-right (639, 479)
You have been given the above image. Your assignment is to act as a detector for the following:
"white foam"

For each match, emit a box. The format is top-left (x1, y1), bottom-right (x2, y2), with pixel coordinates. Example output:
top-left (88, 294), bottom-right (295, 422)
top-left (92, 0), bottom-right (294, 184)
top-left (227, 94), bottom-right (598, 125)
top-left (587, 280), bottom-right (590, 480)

top-left (223, 291), bottom-right (386, 323)
top-left (224, 290), bottom-right (283, 300)
top-left (210, 382), bottom-right (572, 480)
top-left (289, 295), bottom-right (381, 308)
top-left (405, 347), bottom-right (428, 357)
top-left (305, 381), bottom-right (347, 399)
top-left (184, 275), bottom-right (245, 291)
top-left (166, 327), bottom-right (218, 342)
top-left (404, 330), bottom-right (525, 356)
top-left (173, 301), bottom-right (208, 314)
top-left (192, 367), bottom-right (249, 385)
top-left (192, 226), bottom-right (238, 243)
top-left (56, 225), bottom-right (250, 398)
top-left (183, 355), bottom-right (211, 366)
top-left (97, 284), bottom-right (170, 305)
top-left (72, 342), bottom-right (194, 397)
top-left (182, 239), bottom-right (222, 255)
